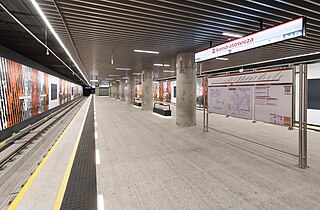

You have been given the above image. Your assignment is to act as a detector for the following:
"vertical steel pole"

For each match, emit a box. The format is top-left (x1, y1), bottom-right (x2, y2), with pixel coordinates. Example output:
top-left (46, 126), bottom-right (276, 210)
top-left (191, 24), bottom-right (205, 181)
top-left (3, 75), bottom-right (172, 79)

top-left (203, 77), bottom-right (206, 132)
top-left (298, 64), bottom-right (303, 168)
top-left (298, 64), bottom-right (308, 169)
top-left (206, 76), bottom-right (209, 132)
top-left (303, 64), bottom-right (308, 167)
top-left (290, 67), bottom-right (296, 130)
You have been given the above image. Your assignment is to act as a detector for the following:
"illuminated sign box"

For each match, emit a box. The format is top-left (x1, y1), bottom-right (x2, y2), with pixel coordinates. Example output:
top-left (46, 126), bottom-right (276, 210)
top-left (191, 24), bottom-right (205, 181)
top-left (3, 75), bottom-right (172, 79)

top-left (195, 17), bottom-right (306, 63)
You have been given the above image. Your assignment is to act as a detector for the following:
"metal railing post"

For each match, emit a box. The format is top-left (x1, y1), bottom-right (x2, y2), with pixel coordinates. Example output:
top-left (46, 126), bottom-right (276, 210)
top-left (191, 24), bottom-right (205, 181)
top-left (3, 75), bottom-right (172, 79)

top-left (298, 64), bottom-right (308, 169)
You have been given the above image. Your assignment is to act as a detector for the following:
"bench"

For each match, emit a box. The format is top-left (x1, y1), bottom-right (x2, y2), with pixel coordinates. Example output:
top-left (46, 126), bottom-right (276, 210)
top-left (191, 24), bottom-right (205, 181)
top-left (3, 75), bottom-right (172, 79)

top-left (153, 102), bottom-right (171, 116)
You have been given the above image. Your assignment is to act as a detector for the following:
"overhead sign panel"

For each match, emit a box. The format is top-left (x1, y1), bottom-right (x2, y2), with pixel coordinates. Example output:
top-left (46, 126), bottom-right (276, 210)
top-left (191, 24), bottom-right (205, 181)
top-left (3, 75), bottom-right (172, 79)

top-left (195, 17), bottom-right (306, 62)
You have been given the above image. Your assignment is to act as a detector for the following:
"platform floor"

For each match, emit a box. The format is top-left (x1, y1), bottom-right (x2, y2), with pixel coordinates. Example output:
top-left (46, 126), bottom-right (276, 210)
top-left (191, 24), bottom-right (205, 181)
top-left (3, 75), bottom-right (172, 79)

top-left (8, 96), bottom-right (92, 210)
top-left (6, 95), bottom-right (320, 210)
top-left (96, 96), bottom-right (320, 210)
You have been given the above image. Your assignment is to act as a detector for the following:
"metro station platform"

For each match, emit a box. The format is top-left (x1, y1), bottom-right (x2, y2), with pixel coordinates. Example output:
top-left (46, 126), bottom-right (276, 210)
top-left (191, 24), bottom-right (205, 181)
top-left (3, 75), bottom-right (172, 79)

top-left (7, 95), bottom-right (320, 210)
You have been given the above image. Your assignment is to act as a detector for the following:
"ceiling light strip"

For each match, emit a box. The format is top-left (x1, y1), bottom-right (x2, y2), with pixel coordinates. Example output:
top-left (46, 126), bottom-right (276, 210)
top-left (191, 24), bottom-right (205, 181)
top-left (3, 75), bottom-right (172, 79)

top-left (52, 0), bottom-right (89, 80)
top-left (0, 2), bottom-right (89, 85)
top-left (116, 68), bottom-right (131, 71)
top-left (30, 0), bottom-right (90, 85)
top-left (134, 50), bottom-right (159, 54)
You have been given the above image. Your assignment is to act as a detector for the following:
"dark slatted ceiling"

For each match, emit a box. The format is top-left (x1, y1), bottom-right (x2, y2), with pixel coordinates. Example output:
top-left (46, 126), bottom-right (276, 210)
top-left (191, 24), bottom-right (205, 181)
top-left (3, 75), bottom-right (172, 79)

top-left (1, 0), bottom-right (320, 85)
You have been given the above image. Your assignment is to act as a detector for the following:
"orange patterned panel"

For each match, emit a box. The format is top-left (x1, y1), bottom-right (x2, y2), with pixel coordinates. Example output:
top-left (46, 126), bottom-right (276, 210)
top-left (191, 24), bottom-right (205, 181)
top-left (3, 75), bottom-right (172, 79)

top-left (6, 60), bottom-right (22, 127)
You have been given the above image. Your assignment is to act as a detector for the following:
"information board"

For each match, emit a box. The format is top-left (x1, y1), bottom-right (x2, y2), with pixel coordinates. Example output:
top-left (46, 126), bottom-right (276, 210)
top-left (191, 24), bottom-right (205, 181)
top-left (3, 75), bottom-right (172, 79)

top-left (227, 86), bottom-right (253, 119)
top-left (255, 85), bottom-right (292, 126)
top-left (208, 86), bottom-right (227, 114)
top-left (208, 68), bottom-right (293, 86)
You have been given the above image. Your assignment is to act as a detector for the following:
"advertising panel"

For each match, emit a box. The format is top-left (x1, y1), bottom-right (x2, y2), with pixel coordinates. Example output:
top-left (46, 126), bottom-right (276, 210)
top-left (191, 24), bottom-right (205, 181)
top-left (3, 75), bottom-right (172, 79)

top-left (0, 56), bottom-right (82, 131)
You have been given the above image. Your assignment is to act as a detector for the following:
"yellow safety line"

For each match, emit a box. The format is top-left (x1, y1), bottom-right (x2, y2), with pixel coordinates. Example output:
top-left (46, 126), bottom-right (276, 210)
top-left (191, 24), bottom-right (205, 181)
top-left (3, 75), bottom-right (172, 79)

top-left (52, 96), bottom-right (91, 210)
top-left (7, 97), bottom-right (90, 210)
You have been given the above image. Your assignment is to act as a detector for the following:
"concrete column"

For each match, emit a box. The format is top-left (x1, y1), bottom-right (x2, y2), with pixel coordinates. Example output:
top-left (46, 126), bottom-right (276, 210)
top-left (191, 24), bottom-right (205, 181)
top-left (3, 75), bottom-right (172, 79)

top-left (115, 82), bottom-right (120, 99)
top-left (176, 52), bottom-right (197, 127)
top-left (142, 70), bottom-right (153, 110)
top-left (111, 83), bottom-right (116, 98)
top-left (95, 86), bottom-right (100, 96)
top-left (120, 80), bottom-right (126, 101)
top-left (127, 75), bottom-right (134, 104)
top-left (110, 85), bottom-right (113, 97)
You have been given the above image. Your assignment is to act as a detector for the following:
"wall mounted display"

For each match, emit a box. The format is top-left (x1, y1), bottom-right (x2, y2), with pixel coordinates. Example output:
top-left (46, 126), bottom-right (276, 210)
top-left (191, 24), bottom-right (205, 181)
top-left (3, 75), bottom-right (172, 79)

top-left (227, 86), bottom-right (253, 119)
top-left (51, 84), bottom-right (58, 100)
top-left (255, 85), bottom-right (292, 126)
top-left (171, 81), bottom-right (176, 103)
top-left (0, 56), bottom-right (82, 131)
top-left (208, 86), bottom-right (227, 114)
top-left (308, 79), bottom-right (320, 110)
top-left (208, 68), bottom-right (293, 126)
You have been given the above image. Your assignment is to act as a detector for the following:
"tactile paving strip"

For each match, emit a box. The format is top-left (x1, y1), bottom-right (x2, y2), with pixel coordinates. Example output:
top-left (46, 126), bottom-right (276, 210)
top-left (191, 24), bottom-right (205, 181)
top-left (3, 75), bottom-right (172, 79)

top-left (61, 99), bottom-right (97, 210)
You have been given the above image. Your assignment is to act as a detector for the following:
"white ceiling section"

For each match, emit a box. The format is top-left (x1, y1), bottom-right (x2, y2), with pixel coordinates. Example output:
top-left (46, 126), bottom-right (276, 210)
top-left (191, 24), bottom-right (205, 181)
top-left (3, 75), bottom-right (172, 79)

top-left (1, 0), bottom-right (320, 85)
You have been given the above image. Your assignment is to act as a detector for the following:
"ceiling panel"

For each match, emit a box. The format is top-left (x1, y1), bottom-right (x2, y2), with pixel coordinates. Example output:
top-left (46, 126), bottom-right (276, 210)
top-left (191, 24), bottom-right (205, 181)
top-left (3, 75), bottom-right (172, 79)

top-left (1, 0), bottom-right (320, 85)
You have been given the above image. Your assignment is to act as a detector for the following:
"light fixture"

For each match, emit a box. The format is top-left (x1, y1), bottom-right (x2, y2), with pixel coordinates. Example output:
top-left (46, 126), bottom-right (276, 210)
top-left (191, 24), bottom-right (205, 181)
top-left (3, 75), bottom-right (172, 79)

top-left (116, 68), bottom-right (131, 71)
top-left (134, 50), bottom-right (159, 54)
top-left (216, 57), bottom-right (229, 61)
top-left (122, 77), bottom-right (128, 79)
top-left (163, 70), bottom-right (175, 73)
top-left (116, 80), bottom-right (121, 82)
top-left (104, 78), bottom-right (114, 80)
top-left (90, 79), bottom-right (99, 82)
top-left (153, 64), bottom-right (171, 67)
top-left (30, 0), bottom-right (90, 85)
top-left (222, 32), bottom-right (243, 38)
top-left (109, 74), bottom-right (120, 77)
top-left (239, 68), bottom-right (244, 73)
top-left (133, 72), bottom-right (142, 75)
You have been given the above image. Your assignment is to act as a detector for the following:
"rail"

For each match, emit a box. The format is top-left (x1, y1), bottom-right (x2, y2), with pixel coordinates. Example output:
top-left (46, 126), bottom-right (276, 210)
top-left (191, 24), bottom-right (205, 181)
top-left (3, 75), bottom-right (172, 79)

top-left (0, 97), bottom-right (85, 169)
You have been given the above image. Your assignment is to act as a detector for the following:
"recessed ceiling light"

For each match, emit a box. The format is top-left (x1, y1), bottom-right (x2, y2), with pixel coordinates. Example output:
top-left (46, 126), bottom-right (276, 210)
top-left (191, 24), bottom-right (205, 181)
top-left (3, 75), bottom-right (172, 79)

top-left (104, 78), bottom-right (114, 80)
top-left (222, 32), bottom-right (243, 38)
top-left (122, 77), bottom-right (128, 79)
top-left (90, 79), bottom-right (99, 82)
top-left (109, 75), bottom-right (120, 77)
top-left (154, 64), bottom-right (163, 66)
top-left (116, 68), bottom-right (131, 71)
top-left (134, 50), bottom-right (159, 54)
top-left (133, 72), bottom-right (142, 75)
top-left (163, 70), bottom-right (175, 73)
top-left (216, 57), bottom-right (229, 60)
top-left (163, 64), bottom-right (170, 67)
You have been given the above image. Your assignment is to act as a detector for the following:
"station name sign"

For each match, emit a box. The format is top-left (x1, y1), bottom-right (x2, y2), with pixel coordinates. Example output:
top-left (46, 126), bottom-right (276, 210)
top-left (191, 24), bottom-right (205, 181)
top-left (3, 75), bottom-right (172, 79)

top-left (195, 17), bottom-right (306, 63)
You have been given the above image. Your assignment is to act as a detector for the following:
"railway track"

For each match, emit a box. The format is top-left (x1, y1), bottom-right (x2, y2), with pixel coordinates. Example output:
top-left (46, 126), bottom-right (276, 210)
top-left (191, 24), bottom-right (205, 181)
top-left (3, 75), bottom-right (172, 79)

top-left (0, 97), bottom-right (85, 170)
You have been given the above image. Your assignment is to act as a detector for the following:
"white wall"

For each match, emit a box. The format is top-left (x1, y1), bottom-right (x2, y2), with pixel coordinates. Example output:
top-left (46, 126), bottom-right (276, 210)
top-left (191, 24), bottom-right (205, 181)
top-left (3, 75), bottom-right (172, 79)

top-left (295, 62), bottom-right (320, 125)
